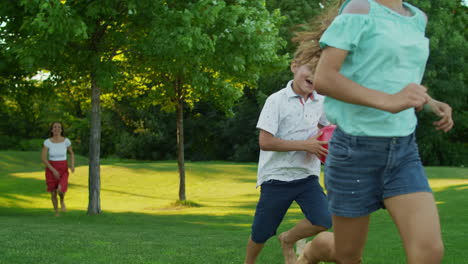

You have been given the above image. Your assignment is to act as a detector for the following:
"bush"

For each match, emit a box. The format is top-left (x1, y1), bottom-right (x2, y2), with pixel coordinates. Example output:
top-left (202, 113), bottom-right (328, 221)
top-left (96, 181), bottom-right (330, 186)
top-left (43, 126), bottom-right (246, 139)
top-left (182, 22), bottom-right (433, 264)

top-left (115, 130), bottom-right (176, 160)
top-left (18, 138), bottom-right (44, 151)
top-left (0, 134), bottom-right (19, 150)
top-left (417, 110), bottom-right (468, 166)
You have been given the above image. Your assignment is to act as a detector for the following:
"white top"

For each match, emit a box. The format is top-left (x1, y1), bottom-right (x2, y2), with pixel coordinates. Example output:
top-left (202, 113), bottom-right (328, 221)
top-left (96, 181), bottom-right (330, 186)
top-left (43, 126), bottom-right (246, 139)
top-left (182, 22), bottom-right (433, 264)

top-left (256, 81), bottom-right (329, 186)
top-left (44, 138), bottom-right (71, 161)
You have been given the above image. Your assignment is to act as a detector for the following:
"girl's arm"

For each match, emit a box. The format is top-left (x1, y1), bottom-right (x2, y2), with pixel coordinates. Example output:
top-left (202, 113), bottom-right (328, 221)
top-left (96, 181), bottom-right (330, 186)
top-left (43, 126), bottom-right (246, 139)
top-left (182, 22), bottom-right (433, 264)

top-left (314, 47), bottom-right (429, 114)
top-left (41, 146), bottom-right (59, 178)
top-left (425, 97), bottom-right (454, 132)
top-left (67, 146), bottom-right (75, 173)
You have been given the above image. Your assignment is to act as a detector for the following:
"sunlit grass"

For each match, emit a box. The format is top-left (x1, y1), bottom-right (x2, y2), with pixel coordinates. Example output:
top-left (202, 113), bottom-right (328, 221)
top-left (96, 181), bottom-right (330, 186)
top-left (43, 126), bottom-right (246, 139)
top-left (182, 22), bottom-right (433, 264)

top-left (5, 163), bottom-right (262, 216)
top-left (1, 152), bottom-right (467, 217)
top-left (5, 157), bottom-right (467, 217)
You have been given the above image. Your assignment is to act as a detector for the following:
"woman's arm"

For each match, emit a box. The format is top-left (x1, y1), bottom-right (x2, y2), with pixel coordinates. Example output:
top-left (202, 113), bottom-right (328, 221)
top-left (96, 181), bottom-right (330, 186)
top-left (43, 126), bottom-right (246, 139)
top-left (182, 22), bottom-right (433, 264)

top-left (314, 47), bottom-right (429, 113)
top-left (41, 146), bottom-right (59, 178)
top-left (259, 130), bottom-right (328, 158)
top-left (67, 146), bottom-right (75, 173)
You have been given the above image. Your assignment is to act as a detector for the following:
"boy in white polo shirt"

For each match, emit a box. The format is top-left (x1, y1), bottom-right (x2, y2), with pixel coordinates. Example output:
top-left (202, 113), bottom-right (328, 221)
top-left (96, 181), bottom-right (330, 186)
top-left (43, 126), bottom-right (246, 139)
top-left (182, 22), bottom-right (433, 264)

top-left (243, 54), bottom-right (335, 264)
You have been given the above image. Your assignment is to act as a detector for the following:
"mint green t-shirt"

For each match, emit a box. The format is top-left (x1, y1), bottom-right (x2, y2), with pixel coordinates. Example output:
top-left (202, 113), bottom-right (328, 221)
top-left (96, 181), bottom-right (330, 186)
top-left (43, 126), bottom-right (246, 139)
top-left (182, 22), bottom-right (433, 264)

top-left (319, 0), bottom-right (429, 136)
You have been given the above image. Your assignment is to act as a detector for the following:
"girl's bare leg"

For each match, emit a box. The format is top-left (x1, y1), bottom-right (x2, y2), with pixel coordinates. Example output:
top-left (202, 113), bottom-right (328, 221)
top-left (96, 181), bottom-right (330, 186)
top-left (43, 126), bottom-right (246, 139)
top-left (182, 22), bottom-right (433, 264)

top-left (384, 192), bottom-right (444, 264)
top-left (332, 215), bottom-right (369, 264)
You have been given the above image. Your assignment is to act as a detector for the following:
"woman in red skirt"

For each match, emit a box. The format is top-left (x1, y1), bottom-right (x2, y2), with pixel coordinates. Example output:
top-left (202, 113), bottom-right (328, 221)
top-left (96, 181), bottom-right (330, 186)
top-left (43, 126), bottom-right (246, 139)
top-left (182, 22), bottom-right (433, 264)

top-left (41, 122), bottom-right (75, 216)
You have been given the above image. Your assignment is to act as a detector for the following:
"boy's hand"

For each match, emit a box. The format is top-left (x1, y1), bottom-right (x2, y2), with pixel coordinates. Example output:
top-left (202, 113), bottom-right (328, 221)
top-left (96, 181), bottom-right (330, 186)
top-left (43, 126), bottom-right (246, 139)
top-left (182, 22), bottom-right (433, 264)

top-left (304, 132), bottom-right (328, 158)
top-left (426, 98), bottom-right (454, 132)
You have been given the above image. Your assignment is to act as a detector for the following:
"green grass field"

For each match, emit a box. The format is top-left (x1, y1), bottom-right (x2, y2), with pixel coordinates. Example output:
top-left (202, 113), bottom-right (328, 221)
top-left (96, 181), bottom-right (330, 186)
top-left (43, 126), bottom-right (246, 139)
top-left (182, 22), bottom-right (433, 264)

top-left (0, 151), bottom-right (467, 264)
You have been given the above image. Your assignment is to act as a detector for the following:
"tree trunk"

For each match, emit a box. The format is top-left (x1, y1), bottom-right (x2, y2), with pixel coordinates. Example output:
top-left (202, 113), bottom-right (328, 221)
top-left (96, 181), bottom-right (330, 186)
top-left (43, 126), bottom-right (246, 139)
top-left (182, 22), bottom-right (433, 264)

top-left (87, 74), bottom-right (102, 214)
top-left (175, 78), bottom-right (186, 201)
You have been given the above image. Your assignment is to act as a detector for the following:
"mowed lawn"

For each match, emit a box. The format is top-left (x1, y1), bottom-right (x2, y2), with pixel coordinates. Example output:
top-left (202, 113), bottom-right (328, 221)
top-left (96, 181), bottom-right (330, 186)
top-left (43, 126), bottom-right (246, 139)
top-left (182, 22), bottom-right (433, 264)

top-left (0, 151), bottom-right (467, 264)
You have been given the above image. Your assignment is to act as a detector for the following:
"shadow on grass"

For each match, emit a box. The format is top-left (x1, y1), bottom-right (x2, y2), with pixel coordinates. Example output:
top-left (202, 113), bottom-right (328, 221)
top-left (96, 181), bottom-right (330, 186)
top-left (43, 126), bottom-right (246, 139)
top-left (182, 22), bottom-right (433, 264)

top-left (0, 207), bottom-right (264, 264)
top-left (0, 173), bottom-right (48, 205)
top-left (67, 182), bottom-right (178, 201)
top-left (0, 151), bottom-right (45, 174)
top-left (0, 151), bottom-right (89, 173)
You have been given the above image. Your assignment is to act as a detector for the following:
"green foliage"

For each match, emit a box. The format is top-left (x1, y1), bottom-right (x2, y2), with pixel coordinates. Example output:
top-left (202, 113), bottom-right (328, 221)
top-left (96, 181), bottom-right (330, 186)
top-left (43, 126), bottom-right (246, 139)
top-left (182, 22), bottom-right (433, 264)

top-left (220, 88), bottom-right (264, 162)
top-left (123, 0), bottom-right (288, 115)
top-left (412, 0), bottom-right (467, 166)
top-left (18, 138), bottom-right (44, 151)
top-left (115, 131), bottom-right (175, 160)
top-left (0, 135), bottom-right (19, 150)
top-left (0, 80), bottom-right (55, 140)
top-left (266, 0), bottom-right (326, 53)
top-left (102, 104), bottom-right (177, 160)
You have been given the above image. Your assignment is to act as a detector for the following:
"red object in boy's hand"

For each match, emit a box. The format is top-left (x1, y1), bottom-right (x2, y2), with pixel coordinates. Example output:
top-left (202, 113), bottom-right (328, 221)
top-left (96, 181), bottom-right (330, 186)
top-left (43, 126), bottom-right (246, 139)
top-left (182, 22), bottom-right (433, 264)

top-left (317, 125), bottom-right (336, 164)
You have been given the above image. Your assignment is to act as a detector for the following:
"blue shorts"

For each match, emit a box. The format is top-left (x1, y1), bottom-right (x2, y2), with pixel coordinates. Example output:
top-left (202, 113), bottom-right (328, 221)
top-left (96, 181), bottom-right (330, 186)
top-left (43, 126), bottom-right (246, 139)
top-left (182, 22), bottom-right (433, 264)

top-left (325, 127), bottom-right (432, 218)
top-left (251, 176), bottom-right (332, 243)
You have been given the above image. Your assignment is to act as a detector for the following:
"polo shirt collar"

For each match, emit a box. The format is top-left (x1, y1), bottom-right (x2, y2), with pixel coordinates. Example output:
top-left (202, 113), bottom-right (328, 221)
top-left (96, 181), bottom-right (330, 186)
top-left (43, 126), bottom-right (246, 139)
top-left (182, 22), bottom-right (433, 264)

top-left (286, 80), bottom-right (318, 102)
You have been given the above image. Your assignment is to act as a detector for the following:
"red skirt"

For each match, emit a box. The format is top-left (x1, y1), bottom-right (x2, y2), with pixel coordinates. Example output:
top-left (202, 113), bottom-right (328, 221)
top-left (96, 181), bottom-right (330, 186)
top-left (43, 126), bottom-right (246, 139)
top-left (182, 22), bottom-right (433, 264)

top-left (45, 160), bottom-right (69, 193)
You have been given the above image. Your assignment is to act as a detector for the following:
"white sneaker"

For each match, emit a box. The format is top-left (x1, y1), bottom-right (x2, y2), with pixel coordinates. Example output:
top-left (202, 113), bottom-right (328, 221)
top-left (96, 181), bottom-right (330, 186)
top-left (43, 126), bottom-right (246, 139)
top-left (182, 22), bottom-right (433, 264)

top-left (295, 238), bottom-right (307, 256)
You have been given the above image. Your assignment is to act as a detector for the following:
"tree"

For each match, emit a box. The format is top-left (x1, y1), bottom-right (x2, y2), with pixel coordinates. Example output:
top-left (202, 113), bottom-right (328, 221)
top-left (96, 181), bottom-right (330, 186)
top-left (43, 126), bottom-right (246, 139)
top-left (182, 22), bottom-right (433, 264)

top-left (127, 0), bottom-right (287, 201)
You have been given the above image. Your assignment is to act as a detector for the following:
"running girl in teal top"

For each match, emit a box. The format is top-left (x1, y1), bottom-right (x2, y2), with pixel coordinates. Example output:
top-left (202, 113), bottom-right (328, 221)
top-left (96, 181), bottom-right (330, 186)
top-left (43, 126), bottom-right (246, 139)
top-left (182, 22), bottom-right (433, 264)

top-left (293, 0), bottom-right (453, 264)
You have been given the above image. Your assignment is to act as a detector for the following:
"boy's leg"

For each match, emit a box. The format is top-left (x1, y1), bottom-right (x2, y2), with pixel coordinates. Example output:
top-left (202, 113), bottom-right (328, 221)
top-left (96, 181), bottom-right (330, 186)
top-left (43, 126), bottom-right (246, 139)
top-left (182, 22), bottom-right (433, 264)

top-left (297, 231), bottom-right (335, 264)
top-left (244, 237), bottom-right (265, 264)
top-left (384, 192), bottom-right (444, 264)
top-left (244, 182), bottom-right (295, 264)
top-left (280, 176), bottom-right (332, 264)
top-left (279, 219), bottom-right (327, 264)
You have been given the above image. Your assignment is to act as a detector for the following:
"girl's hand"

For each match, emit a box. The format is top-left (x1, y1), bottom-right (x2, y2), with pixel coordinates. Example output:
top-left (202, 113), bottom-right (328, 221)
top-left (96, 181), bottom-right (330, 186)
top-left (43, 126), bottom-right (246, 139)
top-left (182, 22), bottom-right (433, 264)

top-left (386, 83), bottom-right (428, 113)
top-left (426, 99), bottom-right (454, 132)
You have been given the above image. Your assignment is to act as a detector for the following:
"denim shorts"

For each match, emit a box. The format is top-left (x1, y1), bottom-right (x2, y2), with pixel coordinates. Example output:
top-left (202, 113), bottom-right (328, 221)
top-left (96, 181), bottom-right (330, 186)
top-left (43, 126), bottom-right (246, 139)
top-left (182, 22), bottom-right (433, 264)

top-left (324, 127), bottom-right (432, 218)
top-left (251, 176), bottom-right (332, 243)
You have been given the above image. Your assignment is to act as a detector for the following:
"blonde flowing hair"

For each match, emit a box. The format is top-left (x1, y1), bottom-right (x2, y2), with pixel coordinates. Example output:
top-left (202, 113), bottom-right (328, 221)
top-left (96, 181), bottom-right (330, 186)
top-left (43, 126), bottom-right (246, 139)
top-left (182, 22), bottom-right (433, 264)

top-left (292, 0), bottom-right (345, 70)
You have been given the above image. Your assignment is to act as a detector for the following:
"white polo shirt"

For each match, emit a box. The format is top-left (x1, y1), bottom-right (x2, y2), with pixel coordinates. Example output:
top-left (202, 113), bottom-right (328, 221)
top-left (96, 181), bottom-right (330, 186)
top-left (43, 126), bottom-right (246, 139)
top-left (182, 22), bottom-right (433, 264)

top-left (44, 138), bottom-right (71, 161)
top-left (256, 81), bottom-right (329, 186)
